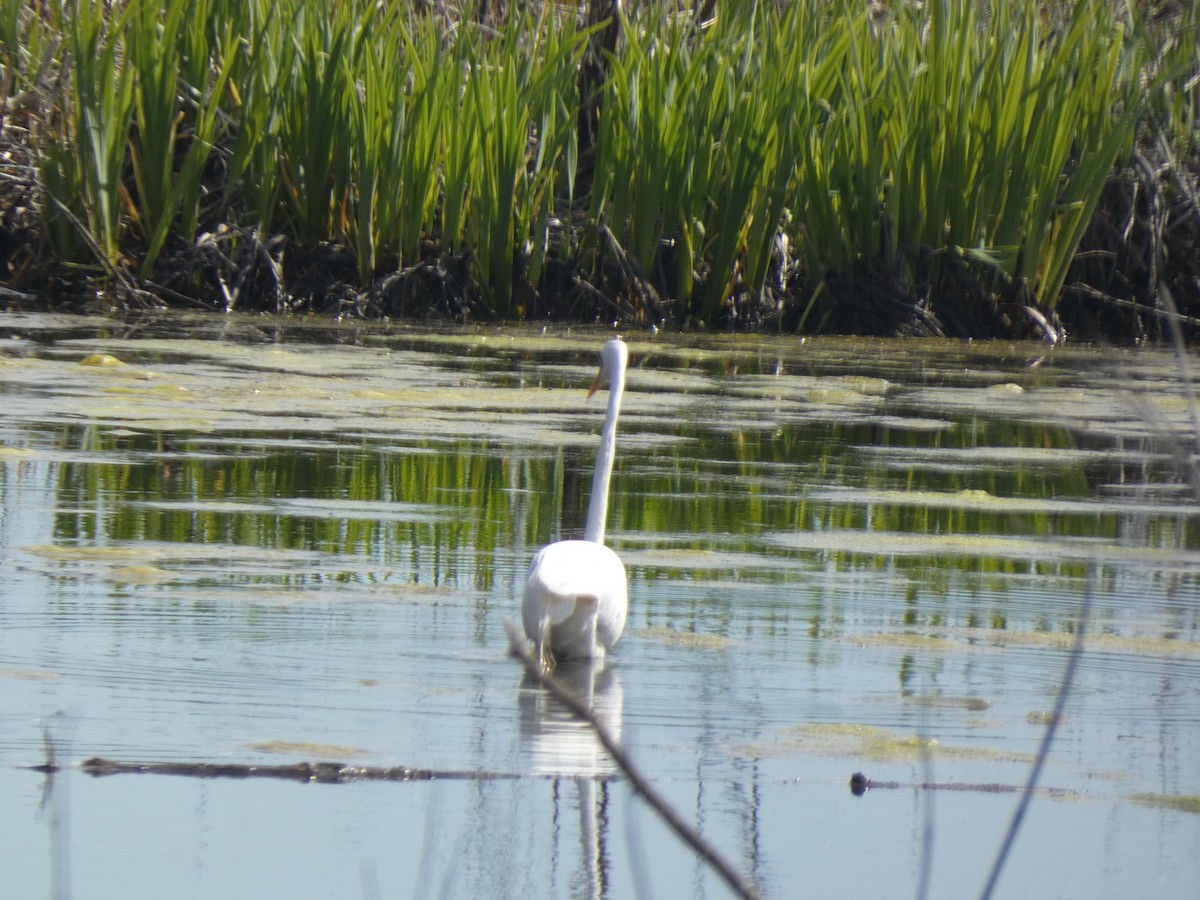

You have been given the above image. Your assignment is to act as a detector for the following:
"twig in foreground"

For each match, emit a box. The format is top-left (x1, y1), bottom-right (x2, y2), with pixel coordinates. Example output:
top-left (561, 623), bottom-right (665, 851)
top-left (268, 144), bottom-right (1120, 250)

top-left (505, 620), bottom-right (762, 900)
top-left (977, 574), bottom-right (1093, 900)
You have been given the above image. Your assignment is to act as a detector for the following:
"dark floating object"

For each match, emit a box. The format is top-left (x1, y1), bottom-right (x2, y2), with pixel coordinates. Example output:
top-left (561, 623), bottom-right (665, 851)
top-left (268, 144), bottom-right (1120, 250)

top-left (848, 772), bottom-right (1064, 798)
top-left (78, 757), bottom-right (530, 784)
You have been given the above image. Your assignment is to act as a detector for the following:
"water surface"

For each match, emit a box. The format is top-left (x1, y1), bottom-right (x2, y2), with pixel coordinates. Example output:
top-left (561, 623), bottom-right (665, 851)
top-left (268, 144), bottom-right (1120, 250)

top-left (1, 312), bottom-right (1198, 898)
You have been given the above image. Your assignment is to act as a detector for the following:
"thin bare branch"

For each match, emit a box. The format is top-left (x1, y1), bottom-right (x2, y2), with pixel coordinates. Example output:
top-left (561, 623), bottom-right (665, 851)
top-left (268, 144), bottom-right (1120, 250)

top-left (977, 574), bottom-right (1093, 900)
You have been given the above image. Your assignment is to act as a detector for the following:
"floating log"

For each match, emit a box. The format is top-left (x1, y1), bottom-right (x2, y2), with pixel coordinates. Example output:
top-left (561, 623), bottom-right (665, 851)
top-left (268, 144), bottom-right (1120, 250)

top-left (849, 771), bottom-right (1071, 798)
top-left (77, 756), bottom-right (528, 784)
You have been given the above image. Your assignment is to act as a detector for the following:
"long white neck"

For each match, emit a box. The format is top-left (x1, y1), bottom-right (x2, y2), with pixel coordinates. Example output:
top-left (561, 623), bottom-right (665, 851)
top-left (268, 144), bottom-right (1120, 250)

top-left (583, 362), bottom-right (624, 544)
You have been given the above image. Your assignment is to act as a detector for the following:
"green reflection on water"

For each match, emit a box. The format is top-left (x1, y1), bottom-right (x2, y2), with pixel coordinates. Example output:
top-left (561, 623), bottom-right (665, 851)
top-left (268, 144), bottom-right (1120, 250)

top-left (3, 320), bottom-right (1194, 642)
top-left (33, 390), bottom-right (1200, 637)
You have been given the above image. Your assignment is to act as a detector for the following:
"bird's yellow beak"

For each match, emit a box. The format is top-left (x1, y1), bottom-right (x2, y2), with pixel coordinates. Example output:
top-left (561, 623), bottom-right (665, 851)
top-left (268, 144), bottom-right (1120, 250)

top-left (587, 369), bottom-right (603, 401)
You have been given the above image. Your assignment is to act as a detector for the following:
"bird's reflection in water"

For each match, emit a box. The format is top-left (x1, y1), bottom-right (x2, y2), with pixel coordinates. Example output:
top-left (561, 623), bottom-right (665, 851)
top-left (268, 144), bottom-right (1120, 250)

top-left (518, 660), bottom-right (624, 899)
top-left (519, 660), bottom-right (624, 778)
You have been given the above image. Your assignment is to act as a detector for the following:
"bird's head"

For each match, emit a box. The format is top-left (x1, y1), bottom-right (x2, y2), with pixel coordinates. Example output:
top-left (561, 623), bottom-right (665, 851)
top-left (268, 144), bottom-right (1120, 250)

top-left (588, 338), bottom-right (628, 400)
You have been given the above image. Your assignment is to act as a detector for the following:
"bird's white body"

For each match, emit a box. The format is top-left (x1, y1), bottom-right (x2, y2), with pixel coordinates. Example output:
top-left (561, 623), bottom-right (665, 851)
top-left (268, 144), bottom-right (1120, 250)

top-left (523, 339), bottom-right (629, 670)
top-left (523, 540), bottom-right (627, 664)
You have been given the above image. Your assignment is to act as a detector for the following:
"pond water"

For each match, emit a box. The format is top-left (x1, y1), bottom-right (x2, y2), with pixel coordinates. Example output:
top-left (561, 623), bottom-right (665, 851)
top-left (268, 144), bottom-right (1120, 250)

top-left (1, 311), bottom-right (1198, 899)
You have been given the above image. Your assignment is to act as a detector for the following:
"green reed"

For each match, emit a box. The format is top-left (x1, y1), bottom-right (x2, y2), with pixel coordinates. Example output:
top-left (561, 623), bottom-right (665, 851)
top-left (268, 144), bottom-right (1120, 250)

top-left (42, 0), bottom-right (136, 268)
top-left (347, 13), bottom-right (444, 278)
top-left (277, 2), bottom-right (359, 246)
top-left (857, 0), bottom-right (1140, 308)
top-left (220, 0), bottom-right (285, 238)
top-left (449, 10), bottom-right (588, 313)
top-left (1129, 0), bottom-right (1200, 160)
top-left (126, 0), bottom-right (238, 276)
top-left (25, 0), bottom-right (1193, 325)
top-left (0, 0), bottom-right (56, 98)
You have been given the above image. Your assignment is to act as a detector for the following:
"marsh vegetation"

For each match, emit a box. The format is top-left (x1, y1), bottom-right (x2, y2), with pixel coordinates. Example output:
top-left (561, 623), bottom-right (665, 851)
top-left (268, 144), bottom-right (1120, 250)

top-left (1, 1), bottom-right (1197, 339)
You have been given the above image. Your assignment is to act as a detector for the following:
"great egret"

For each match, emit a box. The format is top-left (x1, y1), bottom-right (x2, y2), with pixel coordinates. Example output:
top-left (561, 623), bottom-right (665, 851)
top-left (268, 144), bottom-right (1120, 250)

top-left (522, 338), bottom-right (629, 671)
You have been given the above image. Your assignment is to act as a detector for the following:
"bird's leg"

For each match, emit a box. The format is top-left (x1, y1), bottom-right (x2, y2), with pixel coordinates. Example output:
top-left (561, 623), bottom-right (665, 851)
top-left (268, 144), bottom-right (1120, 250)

top-left (536, 617), bottom-right (556, 673)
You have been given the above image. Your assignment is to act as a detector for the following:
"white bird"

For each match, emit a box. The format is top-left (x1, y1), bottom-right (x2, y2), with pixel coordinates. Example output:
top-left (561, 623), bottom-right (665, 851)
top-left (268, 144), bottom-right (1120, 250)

top-left (522, 338), bottom-right (629, 671)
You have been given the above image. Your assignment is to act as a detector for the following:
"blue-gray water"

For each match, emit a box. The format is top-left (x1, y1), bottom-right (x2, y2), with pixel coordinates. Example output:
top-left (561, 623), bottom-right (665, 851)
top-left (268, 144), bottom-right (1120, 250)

top-left (1, 313), bottom-right (1197, 898)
